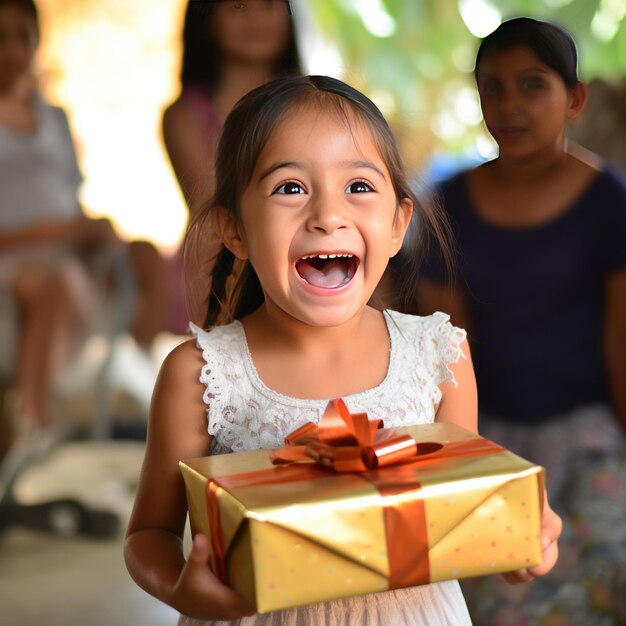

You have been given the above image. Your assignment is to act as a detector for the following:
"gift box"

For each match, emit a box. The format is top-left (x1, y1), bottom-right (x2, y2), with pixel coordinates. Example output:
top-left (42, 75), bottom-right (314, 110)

top-left (180, 400), bottom-right (544, 613)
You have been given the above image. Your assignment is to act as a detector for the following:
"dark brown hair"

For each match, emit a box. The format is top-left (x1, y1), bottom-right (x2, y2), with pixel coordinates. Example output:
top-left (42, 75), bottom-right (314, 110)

top-left (475, 17), bottom-right (579, 88)
top-left (185, 75), bottom-right (453, 326)
top-left (180, 0), bottom-right (300, 93)
top-left (0, 0), bottom-right (39, 36)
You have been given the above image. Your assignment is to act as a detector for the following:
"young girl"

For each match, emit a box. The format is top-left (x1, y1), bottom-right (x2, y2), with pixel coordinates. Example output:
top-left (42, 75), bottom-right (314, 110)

top-left (418, 18), bottom-right (626, 625)
top-left (162, 0), bottom-right (300, 331)
top-left (125, 75), bottom-right (561, 626)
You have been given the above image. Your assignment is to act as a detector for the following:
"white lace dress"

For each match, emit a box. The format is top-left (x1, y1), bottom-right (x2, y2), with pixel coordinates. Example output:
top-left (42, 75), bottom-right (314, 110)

top-left (181, 310), bottom-right (472, 626)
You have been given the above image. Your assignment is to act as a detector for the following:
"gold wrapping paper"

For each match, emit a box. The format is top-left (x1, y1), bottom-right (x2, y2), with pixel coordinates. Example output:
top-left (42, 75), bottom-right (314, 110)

top-left (180, 422), bottom-right (544, 613)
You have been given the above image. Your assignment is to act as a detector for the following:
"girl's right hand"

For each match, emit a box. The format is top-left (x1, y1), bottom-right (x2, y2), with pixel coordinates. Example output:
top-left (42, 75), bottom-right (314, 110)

top-left (172, 533), bottom-right (257, 621)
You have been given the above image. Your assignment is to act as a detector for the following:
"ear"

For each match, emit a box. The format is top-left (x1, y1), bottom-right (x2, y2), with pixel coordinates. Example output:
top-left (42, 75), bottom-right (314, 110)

top-left (212, 206), bottom-right (249, 260)
top-left (566, 81), bottom-right (588, 121)
top-left (390, 197), bottom-right (414, 257)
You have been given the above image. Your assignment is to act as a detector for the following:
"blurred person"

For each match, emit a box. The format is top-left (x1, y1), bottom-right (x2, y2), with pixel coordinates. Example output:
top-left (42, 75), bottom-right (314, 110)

top-left (162, 0), bottom-right (301, 330)
top-left (418, 17), bottom-right (626, 625)
top-left (0, 0), bottom-right (167, 433)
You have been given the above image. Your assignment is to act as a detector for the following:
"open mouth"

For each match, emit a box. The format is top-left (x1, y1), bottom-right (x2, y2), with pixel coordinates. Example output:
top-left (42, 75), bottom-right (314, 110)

top-left (295, 253), bottom-right (359, 289)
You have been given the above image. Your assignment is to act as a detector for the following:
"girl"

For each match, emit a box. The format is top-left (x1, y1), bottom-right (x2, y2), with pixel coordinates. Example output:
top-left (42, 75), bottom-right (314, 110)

top-left (418, 18), bottom-right (626, 625)
top-left (125, 75), bottom-right (561, 626)
top-left (162, 0), bottom-right (301, 331)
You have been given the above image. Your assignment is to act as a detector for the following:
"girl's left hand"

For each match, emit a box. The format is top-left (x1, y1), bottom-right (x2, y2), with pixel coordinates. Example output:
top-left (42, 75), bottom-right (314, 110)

top-left (501, 489), bottom-right (562, 584)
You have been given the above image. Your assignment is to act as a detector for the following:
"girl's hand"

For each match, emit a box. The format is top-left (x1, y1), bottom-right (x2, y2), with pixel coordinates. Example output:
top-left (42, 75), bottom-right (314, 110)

top-left (171, 533), bottom-right (256, 620)
top-left (501, 490), bottom-right (562, 584)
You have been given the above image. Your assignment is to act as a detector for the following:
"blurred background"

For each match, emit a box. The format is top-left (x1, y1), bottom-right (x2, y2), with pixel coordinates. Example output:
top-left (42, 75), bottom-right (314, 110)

top-left (1, 1), bottom-right (625, 625)
top-left (32, 0), bottom-right (626, 251)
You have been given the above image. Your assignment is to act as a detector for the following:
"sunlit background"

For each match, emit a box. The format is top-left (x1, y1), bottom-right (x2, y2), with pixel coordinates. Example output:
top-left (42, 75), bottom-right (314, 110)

top-left (34, 0), bottom-right (188, 251)
top-left (33, 0), bottom-right (626, 251)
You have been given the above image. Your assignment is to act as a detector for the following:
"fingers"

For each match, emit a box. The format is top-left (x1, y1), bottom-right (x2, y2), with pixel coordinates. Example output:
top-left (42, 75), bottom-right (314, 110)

top-left (529, 499), bottom-right (562, 577)
top-left (528, 532), bottom-right (559, 578)
top-left (180, 534), bottom-right (256, 619)
top-left (501, 568), bottom-right (534, 584)
top-left (502, 492), bottom-right (563, 585)
top-left (541, 504), bottom-right (563, 544)
top-left (188, 532), bottom-right (212, 566)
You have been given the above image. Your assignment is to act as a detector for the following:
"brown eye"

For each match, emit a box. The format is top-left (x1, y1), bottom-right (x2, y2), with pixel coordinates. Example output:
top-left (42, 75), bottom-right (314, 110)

top-left (274, 181), bottom-right (304, 195)
top-left (346, 181), bottom-right (372, 194)
top-left (522, 77), bottom-right (543, 90)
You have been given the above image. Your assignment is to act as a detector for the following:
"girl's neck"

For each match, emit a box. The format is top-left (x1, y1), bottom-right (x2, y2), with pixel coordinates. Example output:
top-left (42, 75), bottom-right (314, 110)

top-left (492, 137), bottom-right (570, 184)
top-left (243, 303), bottom-right (376, 353)
top-left (240, 304), bottom-right (390, 400)
top-left (213, 62), bottom-right (274, 119)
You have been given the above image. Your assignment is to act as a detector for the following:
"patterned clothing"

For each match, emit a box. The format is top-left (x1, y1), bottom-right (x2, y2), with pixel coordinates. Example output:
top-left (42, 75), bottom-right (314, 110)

top-left (462, 406), bottom-right (626, 626)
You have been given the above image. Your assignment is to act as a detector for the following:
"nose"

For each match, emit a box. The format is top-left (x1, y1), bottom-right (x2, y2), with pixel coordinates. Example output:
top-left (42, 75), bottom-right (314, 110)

top-left (305, 191), bottom-right (349, 235)
top-left (497, 85), bottom-right (520, 116)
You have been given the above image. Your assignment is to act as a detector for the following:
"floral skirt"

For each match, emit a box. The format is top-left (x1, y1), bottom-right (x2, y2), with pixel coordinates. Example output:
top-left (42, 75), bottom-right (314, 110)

top-left (462, 405), bottom-right (626, 626)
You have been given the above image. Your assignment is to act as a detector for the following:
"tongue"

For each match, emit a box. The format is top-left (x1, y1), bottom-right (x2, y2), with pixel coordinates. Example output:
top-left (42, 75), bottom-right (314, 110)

top-left (298, 259), bottom-right (349, 289)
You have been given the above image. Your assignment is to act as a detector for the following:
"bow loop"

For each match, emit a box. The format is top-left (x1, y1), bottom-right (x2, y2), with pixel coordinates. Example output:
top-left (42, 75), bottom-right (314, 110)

top-left (271, 399), bottom-right (442, 472)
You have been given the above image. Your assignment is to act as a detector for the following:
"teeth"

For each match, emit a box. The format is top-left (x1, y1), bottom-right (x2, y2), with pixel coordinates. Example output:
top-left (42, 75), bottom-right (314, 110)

top-left (301, 253), bottom-right (354, 260)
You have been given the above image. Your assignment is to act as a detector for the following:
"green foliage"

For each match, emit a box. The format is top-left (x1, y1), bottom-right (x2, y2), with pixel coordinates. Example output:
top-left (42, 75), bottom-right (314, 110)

top-left (305, 0), bottom-right (626, 167)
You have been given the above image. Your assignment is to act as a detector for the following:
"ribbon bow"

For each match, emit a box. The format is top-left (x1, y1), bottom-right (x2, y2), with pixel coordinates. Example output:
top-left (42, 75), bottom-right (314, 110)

top-left (270, 399), bottom-right (442, 472)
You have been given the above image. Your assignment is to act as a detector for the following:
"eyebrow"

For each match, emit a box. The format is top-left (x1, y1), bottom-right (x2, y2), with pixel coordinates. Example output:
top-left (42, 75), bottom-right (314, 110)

top-left (478, 66), bottom-right (550, 79)
top-left (257, 160), bottom-right (387, 181)
top-left (258, 161), bottom-right (302, 182)
top-left (348, 160), bottom-right (387, 180)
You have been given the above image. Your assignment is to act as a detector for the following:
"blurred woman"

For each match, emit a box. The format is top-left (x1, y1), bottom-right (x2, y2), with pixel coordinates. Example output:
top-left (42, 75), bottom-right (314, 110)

top-left (162, 0), bottom-right (301, 330)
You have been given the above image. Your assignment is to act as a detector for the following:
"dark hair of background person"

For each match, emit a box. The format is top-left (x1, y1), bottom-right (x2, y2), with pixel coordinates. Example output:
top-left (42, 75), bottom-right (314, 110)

top-left (180, 0), bottom-right (300, 93)
top-left (0, 0), bottom-right (38, 34)
top-left (474, 16), bottom-right (579, 88)
top-left (184, 74), bottom-right (454, 327)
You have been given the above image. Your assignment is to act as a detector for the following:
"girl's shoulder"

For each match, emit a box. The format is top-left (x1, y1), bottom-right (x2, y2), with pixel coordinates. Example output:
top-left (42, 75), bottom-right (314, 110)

top-left (597, 162), bottom-right (626, 199)
top-left (433, 168), bottom-right (477, 223)
top-left (569, 157), bottom-right (626, 219)
top-left (188, 321), bottom-right (243, 359)
top-left (386, 309), bottom-right (464, 336)
top-left (385, 310), bottom-right (467, 380)
top-left (436, 168), bottom-right (473, 200)
top-left (165, 86), bottom-right (221, 135)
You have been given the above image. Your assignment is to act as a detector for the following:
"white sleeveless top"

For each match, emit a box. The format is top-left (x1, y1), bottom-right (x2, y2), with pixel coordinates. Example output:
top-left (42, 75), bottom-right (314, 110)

top-left (182, 310), bottom-right (472, 626)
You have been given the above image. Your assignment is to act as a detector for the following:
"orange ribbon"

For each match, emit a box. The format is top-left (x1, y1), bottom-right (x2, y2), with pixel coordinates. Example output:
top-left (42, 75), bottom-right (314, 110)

top-left (270, 399), bottom-right (444, 472)
top-left (206, 400), bottom-right (505, 592)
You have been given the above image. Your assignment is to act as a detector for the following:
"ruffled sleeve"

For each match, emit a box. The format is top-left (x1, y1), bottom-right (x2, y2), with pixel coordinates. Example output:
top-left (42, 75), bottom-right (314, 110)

top-left (188, 322), bottom-right (256, 454)
top-left (385, 310), bottom-right (467, 414)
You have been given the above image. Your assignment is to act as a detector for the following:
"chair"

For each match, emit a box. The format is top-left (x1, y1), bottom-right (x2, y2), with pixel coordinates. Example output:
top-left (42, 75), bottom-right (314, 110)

top-left (0, 245), bottom-right (138, 538)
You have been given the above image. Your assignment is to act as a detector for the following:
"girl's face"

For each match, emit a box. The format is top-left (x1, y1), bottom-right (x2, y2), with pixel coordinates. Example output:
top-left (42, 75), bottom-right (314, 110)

top-left (476, 44), bottom-right (584, 161)
top-left (220, 105), bottom-right (412, 328)
top-left (0, 2), bottom-right (37, 92)
top-left (210, 0), bottom-right (292, 67)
